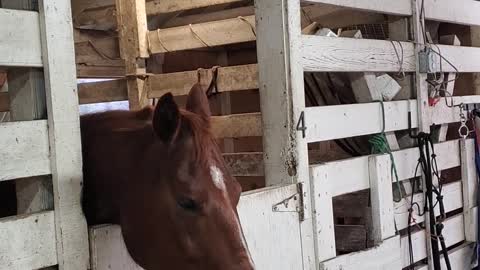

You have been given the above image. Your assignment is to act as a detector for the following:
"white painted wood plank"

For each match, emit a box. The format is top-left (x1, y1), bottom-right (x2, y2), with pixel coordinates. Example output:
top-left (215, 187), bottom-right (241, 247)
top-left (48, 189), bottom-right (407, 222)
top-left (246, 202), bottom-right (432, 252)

top-left (310, 139), bottom-right (462, 197)
top-left (369, 155), bottom-right (395, 244)
top-left (310, 166), bottom-right (336, 262)
top-left (301, 36), bottom-right (415, 72)
top-left (0, 211), bottom-right (57, 270)
top-left (319, 236), bottom-right (402, 270)
top-left (0, 120), bottom-right (50, 181)
top-left (303, 0), bottom-right (412, 16)
top-left (90, 225), bottom-right (142, 270)
top-left (304, 0), bottom-right (480, 26)
top-left (394, 181), bottom-right (463, 231)
top-left (461, 139), bottom-right (478, 243)
top-left (238, 185), bottom-right (304, 270)
top-left (302, 35), bottom-right (480, 73)
top-left (423, 0), bottom-right (480, 26)
top-left (90, 185), bottom-right (304, 270)
top-left (305, 96), bottom-right (480, 143)
top-left (461, 139), bottom-right (478, 211)
top-left (416, 243), bottom-right (477, 270)
top-left (400, 213), bottom-right (468, 267)
top-left (0, 8), bottom-right (42, 67)
top-left (305, 100), bottom-right (416, 142)
top-left (430, 44), bottom-right (480, 73)
top-left (39, 0), bottom-right (90, 268)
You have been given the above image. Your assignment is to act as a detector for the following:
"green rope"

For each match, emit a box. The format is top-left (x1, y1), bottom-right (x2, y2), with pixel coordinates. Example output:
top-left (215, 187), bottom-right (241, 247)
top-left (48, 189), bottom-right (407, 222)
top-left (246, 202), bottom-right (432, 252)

top-left (369, 100), bottom-right (403, 202)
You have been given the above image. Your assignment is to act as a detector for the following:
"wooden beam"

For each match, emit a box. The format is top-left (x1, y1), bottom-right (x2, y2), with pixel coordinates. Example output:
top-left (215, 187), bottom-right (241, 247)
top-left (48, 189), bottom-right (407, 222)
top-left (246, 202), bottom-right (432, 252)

top-left (148, 15), bottom-right (256, 54)
top-left (304, 97), bottom-right (480, 143)
top-left (399, 213), bottom-right (466, 267)
top-left (163, 6), bottom-right (254, 28)
top-left (310, 139), bottom-right (461, 198)
top-left (416, 243), bottom-right (476, 270)
top-left (394, 181), bottom-right (463, 231)
top-left (146, 0), bottom-right (244, 15)
top-left (211, 113), bottom-right (262, 138)
top-left (0, 211), bottom-right (57, 269)
top-left (304, 0), bottom-right (480, 26)
top-left (0, 8), bottom-right (42, 67)
top-left (39, 0), bottom-right (90, 267)
top-left (147, 64), bottom-right (258, 98)
top-left (223, 152), bottom-right (263, 177)
top-left (78, 80), bottom-right (128, 104)
top-left (116, 0), bottom-right (149, 109)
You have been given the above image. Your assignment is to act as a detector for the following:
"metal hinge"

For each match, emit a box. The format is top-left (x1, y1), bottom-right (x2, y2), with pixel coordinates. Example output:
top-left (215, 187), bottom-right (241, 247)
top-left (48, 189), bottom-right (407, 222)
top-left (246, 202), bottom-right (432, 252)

top-left (272, 183), bottom-right (306, 222)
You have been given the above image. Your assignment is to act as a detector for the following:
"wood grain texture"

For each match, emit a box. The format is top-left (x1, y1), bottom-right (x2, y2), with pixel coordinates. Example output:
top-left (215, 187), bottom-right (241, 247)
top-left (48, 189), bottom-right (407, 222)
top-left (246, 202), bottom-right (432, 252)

top-left (0, 8), bottom-right (42, 67)
top-left (394, 181), bottom-right (463, 231)
top-left (211, 113), bottom-right (262, 138)
top-left (39, 0), bottom-right (90, 268)
top-left (301, 36), bottom-right (415, 72)
top-left (305, 0), bottom-right (480, 26)
top-left (0, 120), bottom-right (50, 181)
top-left (0, 211), bottom-right (57, 270)
top-left (146, 0), bottom-right (244, 15)
top-left (116, 0), bottom-right (148, 109)
top-left (78, 79), bottom-right (128, 104)
top-left (147, 64), bottom-right (258, 98)
top-left (148, 15), bottom-right (256, 53)
top-left (310, 139), bottom-right (462, 198)
top-left (320, 236), bottom-right (402, 270)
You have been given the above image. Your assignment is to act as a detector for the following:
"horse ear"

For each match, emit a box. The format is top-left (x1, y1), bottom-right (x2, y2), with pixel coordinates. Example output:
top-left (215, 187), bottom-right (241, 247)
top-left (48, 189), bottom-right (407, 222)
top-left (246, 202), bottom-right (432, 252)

top-left (153, 93), bottom-right (180, 143)
top-left (186, 83), bottom-right (211, 118)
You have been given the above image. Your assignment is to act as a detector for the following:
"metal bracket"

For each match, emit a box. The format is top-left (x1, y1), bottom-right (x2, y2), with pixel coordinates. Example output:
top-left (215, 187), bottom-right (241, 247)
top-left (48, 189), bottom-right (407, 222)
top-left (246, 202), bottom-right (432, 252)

top-left (272, 183), bottom-right (306, 221)
top-left (419, 48), bottom-right (434, 73)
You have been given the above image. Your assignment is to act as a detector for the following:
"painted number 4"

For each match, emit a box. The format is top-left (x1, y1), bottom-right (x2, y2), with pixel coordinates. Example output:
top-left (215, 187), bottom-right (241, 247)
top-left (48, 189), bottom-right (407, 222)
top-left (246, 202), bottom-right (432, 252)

top-left (296, 111), bottom-right (306, 138)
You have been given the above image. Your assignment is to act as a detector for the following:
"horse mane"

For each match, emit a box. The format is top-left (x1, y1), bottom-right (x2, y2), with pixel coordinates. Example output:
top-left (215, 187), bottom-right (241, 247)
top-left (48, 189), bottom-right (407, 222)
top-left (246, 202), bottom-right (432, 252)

top-left (179, 109), bottom-right (221, 166)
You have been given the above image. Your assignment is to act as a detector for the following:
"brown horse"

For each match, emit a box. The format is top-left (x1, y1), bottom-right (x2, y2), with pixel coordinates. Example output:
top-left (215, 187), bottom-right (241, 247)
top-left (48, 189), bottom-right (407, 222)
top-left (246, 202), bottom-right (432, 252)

top-left (81, 84), bottom-right (255, 270)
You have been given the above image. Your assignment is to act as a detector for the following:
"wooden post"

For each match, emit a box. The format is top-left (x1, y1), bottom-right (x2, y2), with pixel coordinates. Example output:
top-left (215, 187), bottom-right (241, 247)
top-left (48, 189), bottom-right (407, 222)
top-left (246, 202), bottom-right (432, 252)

top-left (254, 0), bottom-right (315, 269)
top-left (411, 0), bottom-right (434, 268)
top-left (39, 0), bottom-right (90, 268)
top-left (115, 0), bottom-right (149, 110)
top-left (472, 26), bottom-right (480, 95)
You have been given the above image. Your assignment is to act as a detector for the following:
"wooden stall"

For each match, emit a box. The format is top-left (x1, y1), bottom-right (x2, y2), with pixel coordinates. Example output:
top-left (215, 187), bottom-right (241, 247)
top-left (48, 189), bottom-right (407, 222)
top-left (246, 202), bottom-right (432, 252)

top-left (78, 0), bottom-right (480, 269)
top-left (0, 1), bottom-right (89, 269)
top-left (1, 0), bottom-right (480, 269)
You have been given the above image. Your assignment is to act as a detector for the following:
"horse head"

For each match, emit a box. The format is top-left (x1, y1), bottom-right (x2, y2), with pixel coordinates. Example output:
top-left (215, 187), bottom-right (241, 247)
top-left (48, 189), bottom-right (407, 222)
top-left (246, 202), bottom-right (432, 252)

top-left (119, 85), bottom-right (255, 270)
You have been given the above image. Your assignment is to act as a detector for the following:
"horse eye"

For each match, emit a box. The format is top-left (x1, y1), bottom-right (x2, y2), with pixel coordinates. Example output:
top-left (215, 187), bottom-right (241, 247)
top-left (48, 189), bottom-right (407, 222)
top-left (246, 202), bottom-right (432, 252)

top-left (177, 197), bottom-right (200, 212)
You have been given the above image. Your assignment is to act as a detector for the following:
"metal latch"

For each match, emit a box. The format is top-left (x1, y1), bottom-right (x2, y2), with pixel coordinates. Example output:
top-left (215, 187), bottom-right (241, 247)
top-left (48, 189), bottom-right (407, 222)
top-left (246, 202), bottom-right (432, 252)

top-left (272, 183), bottom-right (306, 222)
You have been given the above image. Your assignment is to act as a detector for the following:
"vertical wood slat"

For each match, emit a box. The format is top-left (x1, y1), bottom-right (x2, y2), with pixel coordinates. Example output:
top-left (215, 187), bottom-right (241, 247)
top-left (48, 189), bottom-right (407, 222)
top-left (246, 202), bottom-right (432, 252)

top-left (369, 155), bottom-right (396, 244)
top-left (115, 0), bottom-right (149, 110)
top-left (39, 0), bottom-right (90, 268)
top-left (254, 0), bottom-right (315, 269)
top-left (411, 0), bottom-right (434, 268)
top-left (461, 139), bottom-right (478, 242)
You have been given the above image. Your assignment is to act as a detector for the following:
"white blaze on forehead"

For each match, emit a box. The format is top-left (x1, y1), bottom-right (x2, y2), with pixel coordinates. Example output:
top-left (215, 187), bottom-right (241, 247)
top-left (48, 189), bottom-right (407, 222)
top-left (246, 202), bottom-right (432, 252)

top-left (210, 165), bottom-right (226, 191)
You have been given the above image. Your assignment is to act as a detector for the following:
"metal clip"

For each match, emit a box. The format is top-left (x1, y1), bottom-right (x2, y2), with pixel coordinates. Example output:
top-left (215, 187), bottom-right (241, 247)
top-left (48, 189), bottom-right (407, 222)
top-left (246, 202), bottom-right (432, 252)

top-left (458, 104), bottom-right (470, 139)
